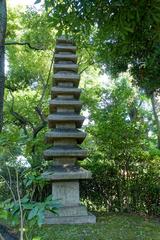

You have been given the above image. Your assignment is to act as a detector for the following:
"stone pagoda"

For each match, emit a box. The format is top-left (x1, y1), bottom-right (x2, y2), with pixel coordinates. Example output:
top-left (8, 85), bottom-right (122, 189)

top-left (42, 37), bottom-right (96, 224)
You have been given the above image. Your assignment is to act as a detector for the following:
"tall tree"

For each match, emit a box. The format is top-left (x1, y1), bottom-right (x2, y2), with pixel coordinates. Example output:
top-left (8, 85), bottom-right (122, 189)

top-left (0, 0), bottom-right (7, 132)
top-left (40, 0), bottom-right (160, 148)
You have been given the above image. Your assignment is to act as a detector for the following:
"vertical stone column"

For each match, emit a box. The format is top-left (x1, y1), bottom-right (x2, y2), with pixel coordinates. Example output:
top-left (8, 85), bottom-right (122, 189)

top-left (43, 37), bottom-right (96, 224)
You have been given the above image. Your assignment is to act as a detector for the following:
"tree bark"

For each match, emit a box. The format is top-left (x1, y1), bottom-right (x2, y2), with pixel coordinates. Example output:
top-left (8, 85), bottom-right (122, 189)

top-left (0, 0), bottom-right (7, 132)
top-left (150, 92), bottom-right (160, 149)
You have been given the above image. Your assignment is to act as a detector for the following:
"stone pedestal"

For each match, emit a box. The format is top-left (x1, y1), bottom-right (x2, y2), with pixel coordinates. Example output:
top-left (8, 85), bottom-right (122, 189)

top-left (42, 37), bottom-right (96, 224)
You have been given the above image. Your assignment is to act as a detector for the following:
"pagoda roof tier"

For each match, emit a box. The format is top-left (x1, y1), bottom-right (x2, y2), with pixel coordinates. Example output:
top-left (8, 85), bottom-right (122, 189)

top-left (51, 87), bottom-right (81, 99)
top-left (48, 113), bottom-right (85, 128)
top-left (55, 45), bottom-right (76, 53)
top-left (42, 166), bottom-right (92, 180)
top-left (44, 146), bottom-right (87, 160)
top-left (54, 54), bottom-right (77, 63)
top-left (49, 99), bottom-right (82, 113)
top-left (53, 73), bottom-right (80, 87)
top-left (56, 38), bottom-right (75, 45)
top-left (45, 129), bottom-right (86, 144)
top-left (54, 63), bottom-right (78, 73)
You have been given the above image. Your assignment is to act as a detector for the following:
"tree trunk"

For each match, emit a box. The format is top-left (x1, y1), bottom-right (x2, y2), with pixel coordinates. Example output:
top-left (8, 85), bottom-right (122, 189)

top-left (0, 0), bottom-right (7, 132)
top-left (150, 92), bottom-right (160, 149)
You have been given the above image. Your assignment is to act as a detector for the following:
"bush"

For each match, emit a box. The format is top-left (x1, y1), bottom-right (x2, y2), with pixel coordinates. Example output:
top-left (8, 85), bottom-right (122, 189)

top-left (80, 151), bottom-right (160, 216)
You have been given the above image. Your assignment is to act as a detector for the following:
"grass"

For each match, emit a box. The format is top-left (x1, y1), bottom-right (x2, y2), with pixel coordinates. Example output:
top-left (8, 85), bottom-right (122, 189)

top-left (27, 213), bottom-right (160, 240)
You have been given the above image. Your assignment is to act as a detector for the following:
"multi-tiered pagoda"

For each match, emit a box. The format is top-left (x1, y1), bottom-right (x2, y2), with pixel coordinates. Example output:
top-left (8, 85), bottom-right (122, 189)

top-left (43, 37), bottom-right (96, 224)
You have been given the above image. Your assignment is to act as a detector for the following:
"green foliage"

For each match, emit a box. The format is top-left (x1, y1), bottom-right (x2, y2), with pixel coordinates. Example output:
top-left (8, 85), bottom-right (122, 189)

top-left (0, 4), bottom-right (159, 232)
top-left (43, 0), bottom-right (160, 93)
top-left (80, 77), bottom-right (160, 215)
top-left (20, 7), bottom-right (56, 49)
top-left (82, 77), bottom-right (147, 157)
top-left (81, 152), bottom-right (160, 215)
top-left (0, 195), bottom-right (59, 227)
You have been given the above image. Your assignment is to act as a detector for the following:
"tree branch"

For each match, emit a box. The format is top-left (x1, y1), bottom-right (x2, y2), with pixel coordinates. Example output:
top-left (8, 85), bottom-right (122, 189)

top-left (0, 175), bottom-right (16, 203)
top-left (9, 90), bottom-right (34, 132)
top-left (16, 170), bottom-right (24, 240)
top-left (5, 83), bottom-right (18, 91)
top-left (37, 54), bottom-right (54, 108)
top-left (3, 41), bottom-right (47, 51)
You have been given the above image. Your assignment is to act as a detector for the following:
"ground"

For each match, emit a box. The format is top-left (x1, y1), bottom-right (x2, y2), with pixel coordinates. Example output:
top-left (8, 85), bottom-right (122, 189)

top-left (27, 213), bottom-right (160, 240)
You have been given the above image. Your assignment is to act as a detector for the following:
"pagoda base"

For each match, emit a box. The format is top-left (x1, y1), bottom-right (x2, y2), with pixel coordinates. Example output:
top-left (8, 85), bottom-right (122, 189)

top-left (43, 166), bottom-right (96, 224)
top-left (45, 206), bottom-right (96, 225)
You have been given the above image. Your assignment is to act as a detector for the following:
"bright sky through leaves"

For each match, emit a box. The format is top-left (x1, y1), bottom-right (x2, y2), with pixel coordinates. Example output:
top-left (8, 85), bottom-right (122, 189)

top-left (9, 0), bottom-right (44, 7)
top-left (9, 0), bottom-right (36, 7)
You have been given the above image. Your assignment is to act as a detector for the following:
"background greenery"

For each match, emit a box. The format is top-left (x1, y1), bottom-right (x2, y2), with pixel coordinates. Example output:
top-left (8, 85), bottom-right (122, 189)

top-left (0, 1), bottom-right (160, 239)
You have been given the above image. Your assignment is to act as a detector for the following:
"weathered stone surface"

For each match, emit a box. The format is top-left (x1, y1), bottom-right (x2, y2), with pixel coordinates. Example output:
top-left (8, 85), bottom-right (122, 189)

top-left (55, 53), bottom-right (77, 63)
top-left (49, 99), bottom-right (82, 113)
top-left (55, 45), bottom-right (77, 53)
top-left (53, 73), bottom-right (80, 87)
top-left (48, 113), bottom-right (85, 128)
top-left (42, 166), bottom-right (92, 180)
top-left (44, 146), bottom-right (87, 160)
top-left (51, 87), bottom-right (81, 99)
top-left (45, 213), bottom-right (96, 225)
top-left (45, 129), bottom-right (86, 144)
top-left (56, 37), bottom-right (75, 45)
top-left (46, 205), bottom-right (88, 217)
top-left (54, 63), bottom-right (78, 73)
top-left (52, 180), bottom-right (80, 206)
top-left (53, 72), bottom-right (80, 80)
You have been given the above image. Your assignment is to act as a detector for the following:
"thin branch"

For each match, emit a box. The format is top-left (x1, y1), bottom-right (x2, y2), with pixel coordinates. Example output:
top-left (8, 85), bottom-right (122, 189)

top-left (30, 184), bottom-right (36, 202)
top-left (37, 53), bottom-right (54, 108)
top-left (4, 41), bottom-right (46, 51)
top-left (5, 84), bottom-right (17, 92)
top-left (35, 106), bottom-right (46, 124)
top-left (29, 53), bottom-right (54, 152)
top-left (6, 167), bottom-right (12, 190)
top-left (138, 99), bottom-right (143, 108)
top-left (31, 106), bottom-right (48, 153)
top-left (9, 89), bottom-right (14, 112)
top-left (9, 90), bottom-right (34, 130)
top-left (16, 170), bottom-right (24, 240)
top-left (79, 61), bottom-right (95, 74)
top-left (33, 122), bottom-right (47, 139)
top-left (0, 175), bottom-right (16, 203)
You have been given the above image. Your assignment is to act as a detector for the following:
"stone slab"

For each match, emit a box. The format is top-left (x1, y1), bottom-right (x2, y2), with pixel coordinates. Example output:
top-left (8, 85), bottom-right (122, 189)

top-left (54, 63), bottom-right (78, 73)
top-left (45, 212), bottom-right (96, 225)
top-left (56, 38), bottom-right (74, 45)
top-left (43, 146), bottom-right (87, 160)
top-left (42, 166), bottom-right (92, 180)
top-left (53, 73), bottom-right (80, 81)
top-left (49, 99), bottom-right (82, 113)
top-left (45, 129), bottom-right (86, 144)
top-left (55, 54), bottom-right (77, 63)
top-left (55, 45), bottom-right (76, 53)
top-left (48, 113), bottom-right (84, 128)
top-left (46, 205), bottom-right (88, 217)
top-left (52, 180), bottom-right (80, 206)
top-left (51, 87), bottom-right (81, 99)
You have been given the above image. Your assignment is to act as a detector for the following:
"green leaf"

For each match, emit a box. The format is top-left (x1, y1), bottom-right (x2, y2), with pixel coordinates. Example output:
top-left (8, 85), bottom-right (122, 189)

top-left (45, 195), bottom-right (52, 202)
top-left (21, 195), bottom-right (29, 203)
top-left (34, 0), bottom-right (41, 3)
top-left (23, 203), bottom-right (34, 210)
top-left (12, 205), bottom-right (20, 216)
top-left (46, 207), bottom-right (57, 214)
top-left (0, 210), bottom-right (8, 220)
top-left (37, 210), bottom-right (45, 226)
top-left (26, 179), bottom-right (32, 187)
top-left (28, 206), bottom-right (39, 220)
